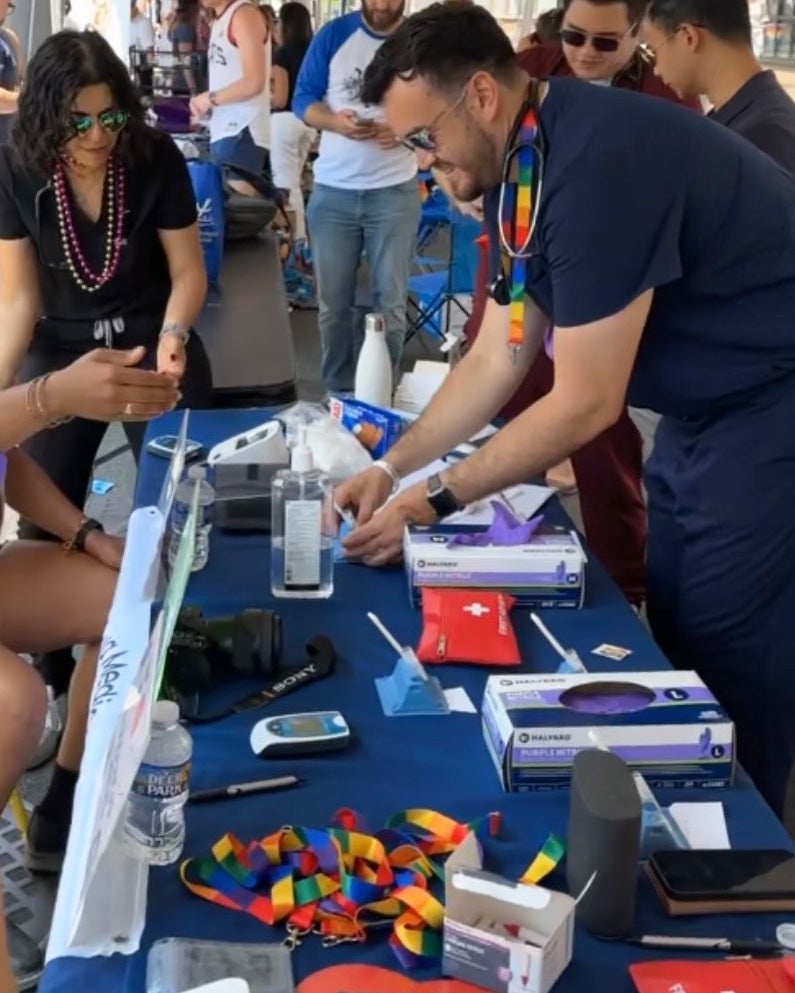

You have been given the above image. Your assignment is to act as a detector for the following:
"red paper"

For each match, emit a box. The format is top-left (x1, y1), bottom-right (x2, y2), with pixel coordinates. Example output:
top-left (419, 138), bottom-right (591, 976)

top-left (297, 964), bottom-right (483, 993)
top-left (416, 589), bottom-right (521, 667)
top-left (630, 957), bottom-right (795, 993)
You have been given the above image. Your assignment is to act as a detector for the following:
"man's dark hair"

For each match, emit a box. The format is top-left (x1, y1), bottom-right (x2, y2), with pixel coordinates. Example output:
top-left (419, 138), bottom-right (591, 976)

top-left (645, 0), bottom-right (752, 44)
top-left (13, 30), bottom-right (152, 176)
top-left (562, 0), bottom-right (648, 25)
top-left (361, 1), bottom-right (516, 106)
top-left (534, 7), bottom-right (563, 43)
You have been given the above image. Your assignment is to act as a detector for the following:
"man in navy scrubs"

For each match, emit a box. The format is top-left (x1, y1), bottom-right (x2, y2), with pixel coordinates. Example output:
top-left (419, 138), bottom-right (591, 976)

top-left (336, 1), bottom-right (795, 817)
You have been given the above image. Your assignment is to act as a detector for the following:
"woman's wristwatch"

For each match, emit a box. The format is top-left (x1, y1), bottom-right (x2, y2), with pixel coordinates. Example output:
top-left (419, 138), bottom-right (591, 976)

top-left (64, 517), bottom-right (104, 552)
top-left (160, 322), bottom-right (190, 346)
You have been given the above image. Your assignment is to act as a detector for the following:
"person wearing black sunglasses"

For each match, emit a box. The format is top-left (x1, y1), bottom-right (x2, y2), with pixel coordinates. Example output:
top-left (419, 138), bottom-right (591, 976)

top-left (339, 1), bottom-right (795, 821)
top-left (643, 0), bottom-right (795, 176)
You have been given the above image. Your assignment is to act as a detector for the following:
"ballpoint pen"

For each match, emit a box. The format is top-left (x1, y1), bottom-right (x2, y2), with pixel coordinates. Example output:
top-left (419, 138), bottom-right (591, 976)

top-left (626, 935), bottom-right (782, 956)
top-left (189, 775), bottom-right (301, 804)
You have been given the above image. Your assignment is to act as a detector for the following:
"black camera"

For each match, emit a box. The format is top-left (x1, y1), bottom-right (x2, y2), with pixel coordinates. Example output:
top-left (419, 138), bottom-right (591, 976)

top-left (165, 606), bottom-right (283, 702)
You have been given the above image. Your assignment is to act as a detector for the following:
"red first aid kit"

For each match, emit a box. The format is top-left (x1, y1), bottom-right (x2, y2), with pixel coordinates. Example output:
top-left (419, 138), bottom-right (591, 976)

top-left (631, 957), bottom-right (795, 993)
top-left (416, 589), bottom-right (522, 667)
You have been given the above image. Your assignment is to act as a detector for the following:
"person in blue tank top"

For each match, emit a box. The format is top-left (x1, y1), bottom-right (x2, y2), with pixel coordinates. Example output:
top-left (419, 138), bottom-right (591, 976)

top-left (336, 1), bottom-right (795, 820)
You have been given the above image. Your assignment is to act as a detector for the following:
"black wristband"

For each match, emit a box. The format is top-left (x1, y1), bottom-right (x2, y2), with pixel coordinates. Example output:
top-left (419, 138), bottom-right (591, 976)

top-left (67, 517), bottom-right (104, 552)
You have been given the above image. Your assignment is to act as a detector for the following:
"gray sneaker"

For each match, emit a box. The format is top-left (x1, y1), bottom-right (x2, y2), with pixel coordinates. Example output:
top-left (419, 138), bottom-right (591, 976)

top-left (6, 917), bottom-right (44, 991)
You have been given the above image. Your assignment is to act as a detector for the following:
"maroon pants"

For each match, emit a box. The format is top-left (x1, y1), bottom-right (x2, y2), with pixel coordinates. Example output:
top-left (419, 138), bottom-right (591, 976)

top-left (465, 239), bottom-right (647, 604)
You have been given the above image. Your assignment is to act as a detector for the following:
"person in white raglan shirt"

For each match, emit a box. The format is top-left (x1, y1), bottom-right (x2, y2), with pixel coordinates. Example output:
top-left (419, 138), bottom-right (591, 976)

top-left (191, 0), bottom-right (270, 193)
top-left (293, 0), bottom-right (419, 392)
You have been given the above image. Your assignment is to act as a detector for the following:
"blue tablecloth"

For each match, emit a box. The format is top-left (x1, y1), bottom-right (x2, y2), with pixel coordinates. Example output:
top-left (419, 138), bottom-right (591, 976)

top-left (40, 409), bottom-right (795, 993)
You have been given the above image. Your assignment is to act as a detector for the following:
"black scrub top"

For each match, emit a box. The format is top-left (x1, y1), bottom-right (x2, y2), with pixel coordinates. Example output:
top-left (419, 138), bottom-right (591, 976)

top-left (710, 70), bottom-right (795, 177)
top-left (485, 78), bottom-right (795, 419)
top-left (0, 128), bottom-right (197, 351)
top-left (273, 39), bottom-right (310, 113)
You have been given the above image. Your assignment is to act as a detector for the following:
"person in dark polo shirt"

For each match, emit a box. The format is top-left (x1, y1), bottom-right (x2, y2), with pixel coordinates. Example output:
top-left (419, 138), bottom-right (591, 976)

top-left (461, 0), bottom-right (699, 607)
top-left (643, 0), bottom-right (795, 175)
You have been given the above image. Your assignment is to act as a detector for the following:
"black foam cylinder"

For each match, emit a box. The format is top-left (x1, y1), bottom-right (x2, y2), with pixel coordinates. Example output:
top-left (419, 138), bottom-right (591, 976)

top-left (566, 748), bottom-right (641, 937)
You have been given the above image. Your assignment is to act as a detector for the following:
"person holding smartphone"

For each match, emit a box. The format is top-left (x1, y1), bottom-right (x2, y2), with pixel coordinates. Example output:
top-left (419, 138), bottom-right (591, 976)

top-left (293, 0), bottom-right (420, 393)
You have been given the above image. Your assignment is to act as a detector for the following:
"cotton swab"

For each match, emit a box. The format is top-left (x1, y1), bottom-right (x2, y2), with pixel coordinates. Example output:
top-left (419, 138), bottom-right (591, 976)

top-left (530, 612), bottom-right (587, 673)
top-left (367, 612), bottom-right (428, 683)
top-left (367, 612), bottom-right (406, 657)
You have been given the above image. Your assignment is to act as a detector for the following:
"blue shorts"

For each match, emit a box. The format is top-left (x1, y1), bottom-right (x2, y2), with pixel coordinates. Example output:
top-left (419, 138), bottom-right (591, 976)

top-left (210, 127), bottom-right (266, 176)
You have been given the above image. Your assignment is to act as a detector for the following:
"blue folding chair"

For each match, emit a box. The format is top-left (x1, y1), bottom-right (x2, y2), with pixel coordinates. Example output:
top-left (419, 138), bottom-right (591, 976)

top-left (407, 209), bottom-right (482, 342)
top-left (414, 172), bottom-right (452, 270)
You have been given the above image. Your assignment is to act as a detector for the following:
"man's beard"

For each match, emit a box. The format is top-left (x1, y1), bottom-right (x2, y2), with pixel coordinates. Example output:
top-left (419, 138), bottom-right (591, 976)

top-left (444, 128), bottom-right (501, 202)
top-left (362, 2), bottom-right (404, 32)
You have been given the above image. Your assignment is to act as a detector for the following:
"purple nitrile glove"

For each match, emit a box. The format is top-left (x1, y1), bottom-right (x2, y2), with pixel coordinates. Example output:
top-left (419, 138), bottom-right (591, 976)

top-left (449, 501), bottom-right (545, 547)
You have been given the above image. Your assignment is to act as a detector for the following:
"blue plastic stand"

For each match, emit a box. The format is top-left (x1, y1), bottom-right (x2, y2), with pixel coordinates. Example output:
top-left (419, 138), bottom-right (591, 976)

top-left (375, 649), bottom-right (450, 717)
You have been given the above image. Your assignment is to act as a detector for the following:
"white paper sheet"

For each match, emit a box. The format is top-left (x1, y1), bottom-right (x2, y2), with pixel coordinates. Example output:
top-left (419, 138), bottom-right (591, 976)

top-left (393, 361), bottom-right (449, 414)
top-left (186, 982), bottom-right (250, 993)
top-left (444, 687), bottom-right (477, 713)
top-left (668, 802), bottom-right (730, 850)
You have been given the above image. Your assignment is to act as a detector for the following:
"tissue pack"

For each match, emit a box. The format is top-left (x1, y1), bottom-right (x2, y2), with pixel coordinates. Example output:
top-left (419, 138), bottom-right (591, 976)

top-left (482, 670), bottom-right (735, 792)
top-left (443, 833), bottom-right (575, 993)
top-left (403, 522), bottom-right (586, 608)
top-left (327, 396), bottom-right (403, 460)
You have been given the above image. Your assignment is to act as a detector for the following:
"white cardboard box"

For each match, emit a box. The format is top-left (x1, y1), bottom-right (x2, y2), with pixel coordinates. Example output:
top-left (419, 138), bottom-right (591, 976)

top-left (443, 834), bottom-right (575, 993)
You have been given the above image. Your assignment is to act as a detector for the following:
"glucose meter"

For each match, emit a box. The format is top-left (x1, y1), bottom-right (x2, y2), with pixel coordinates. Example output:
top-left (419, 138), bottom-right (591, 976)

top-left (250, 710), bottom-right (351, 758)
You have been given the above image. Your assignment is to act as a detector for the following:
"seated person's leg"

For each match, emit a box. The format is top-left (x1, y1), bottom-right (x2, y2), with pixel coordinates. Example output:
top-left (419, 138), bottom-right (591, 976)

top-left (0, 541), bottom-right (115, 873)
top-left (210, 127), bottom-right (266, 196)
top-left (0, 650), bottom-right (48, 993)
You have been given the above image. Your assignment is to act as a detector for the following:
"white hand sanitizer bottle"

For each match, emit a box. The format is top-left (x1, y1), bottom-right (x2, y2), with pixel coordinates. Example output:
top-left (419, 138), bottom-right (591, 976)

top-left (270, 427), bottom-right (334, 599)
top-left (354, 312), bottom-right (393, 408)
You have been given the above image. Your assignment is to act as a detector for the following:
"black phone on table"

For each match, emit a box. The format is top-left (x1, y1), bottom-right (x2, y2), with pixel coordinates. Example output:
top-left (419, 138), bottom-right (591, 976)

top-left (650, 848), bottom-right (795, 902)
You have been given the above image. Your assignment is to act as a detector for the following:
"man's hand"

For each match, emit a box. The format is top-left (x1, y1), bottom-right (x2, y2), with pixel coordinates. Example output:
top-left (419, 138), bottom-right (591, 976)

top-left (334, 465), bottom-right (396, 527)
top-left (83, 530), bottom-right (125, 571)
top-left (332, 109), bottom-right (378, 140)
top-left (341, 481), bottom-right (436, 567)
top-left (372, 122), bottom-right (401, 150)
top-left (190, 91), bottom-right (212, 120)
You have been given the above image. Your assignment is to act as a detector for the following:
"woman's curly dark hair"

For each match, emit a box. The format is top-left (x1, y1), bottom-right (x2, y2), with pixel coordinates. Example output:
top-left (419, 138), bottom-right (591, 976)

top-left (12, 29), bottom-right (153, 177)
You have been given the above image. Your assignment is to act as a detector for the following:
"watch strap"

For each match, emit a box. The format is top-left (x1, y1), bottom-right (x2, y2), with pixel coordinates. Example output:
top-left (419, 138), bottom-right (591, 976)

top-left (65, 517), bottom-right (104, 552)
top-left (426, 473), bottom-right (464, 519)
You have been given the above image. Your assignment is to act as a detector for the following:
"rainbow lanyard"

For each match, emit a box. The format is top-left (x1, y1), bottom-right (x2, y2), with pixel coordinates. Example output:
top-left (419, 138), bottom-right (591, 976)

top-left (180, 807), bottom-right (564, 969)
top-left (499, 94), bottom-right (541, 361)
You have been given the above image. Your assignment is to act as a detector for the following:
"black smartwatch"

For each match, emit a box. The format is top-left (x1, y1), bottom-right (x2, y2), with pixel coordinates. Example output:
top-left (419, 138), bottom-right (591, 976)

top-left (426, 473), bottom-right (465, 520)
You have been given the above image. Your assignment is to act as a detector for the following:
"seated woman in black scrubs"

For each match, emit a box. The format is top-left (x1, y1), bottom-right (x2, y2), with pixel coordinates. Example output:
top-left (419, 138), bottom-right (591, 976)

top-left (0, 29), bottom-right (212, 516)
top-left (0, 28), bottom-right (213, 703)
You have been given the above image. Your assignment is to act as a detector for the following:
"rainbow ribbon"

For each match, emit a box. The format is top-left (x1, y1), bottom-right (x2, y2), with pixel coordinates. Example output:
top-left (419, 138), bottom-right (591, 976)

top-left (180, 810), bottom-right (564, 969)
top-left (499, 100), bottom-right (540, 356)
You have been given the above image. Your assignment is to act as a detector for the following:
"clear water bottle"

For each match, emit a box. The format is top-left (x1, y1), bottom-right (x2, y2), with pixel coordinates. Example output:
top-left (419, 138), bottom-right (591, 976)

top-left (168, 464), bottom-right (214, 572)
top-left (124, 700), bottom-right (192, 866)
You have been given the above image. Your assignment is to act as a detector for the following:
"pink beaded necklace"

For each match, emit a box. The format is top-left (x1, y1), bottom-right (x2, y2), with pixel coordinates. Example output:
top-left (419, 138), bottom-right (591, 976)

top-left (52, 156), bottom-right (126, 293)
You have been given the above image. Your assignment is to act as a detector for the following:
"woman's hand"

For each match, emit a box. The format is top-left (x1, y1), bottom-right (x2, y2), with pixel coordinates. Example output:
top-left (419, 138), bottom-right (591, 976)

top-left (83, 530), bottom-right (125, 571)
top-left (47, 346), bottom-right (179, 422)
top-left (157, 332), bottom-right (187, 382)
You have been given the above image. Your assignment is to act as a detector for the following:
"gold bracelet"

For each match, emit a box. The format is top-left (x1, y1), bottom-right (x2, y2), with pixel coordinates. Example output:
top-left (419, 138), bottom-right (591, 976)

top-left (30, 374), bottom-right (74, 429)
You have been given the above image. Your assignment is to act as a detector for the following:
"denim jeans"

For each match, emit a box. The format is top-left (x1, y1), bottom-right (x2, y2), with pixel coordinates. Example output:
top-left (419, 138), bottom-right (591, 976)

top-left (210, 126), bottom-right (266, 175)
top-left (306, 179), bottom-right (420, 392)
